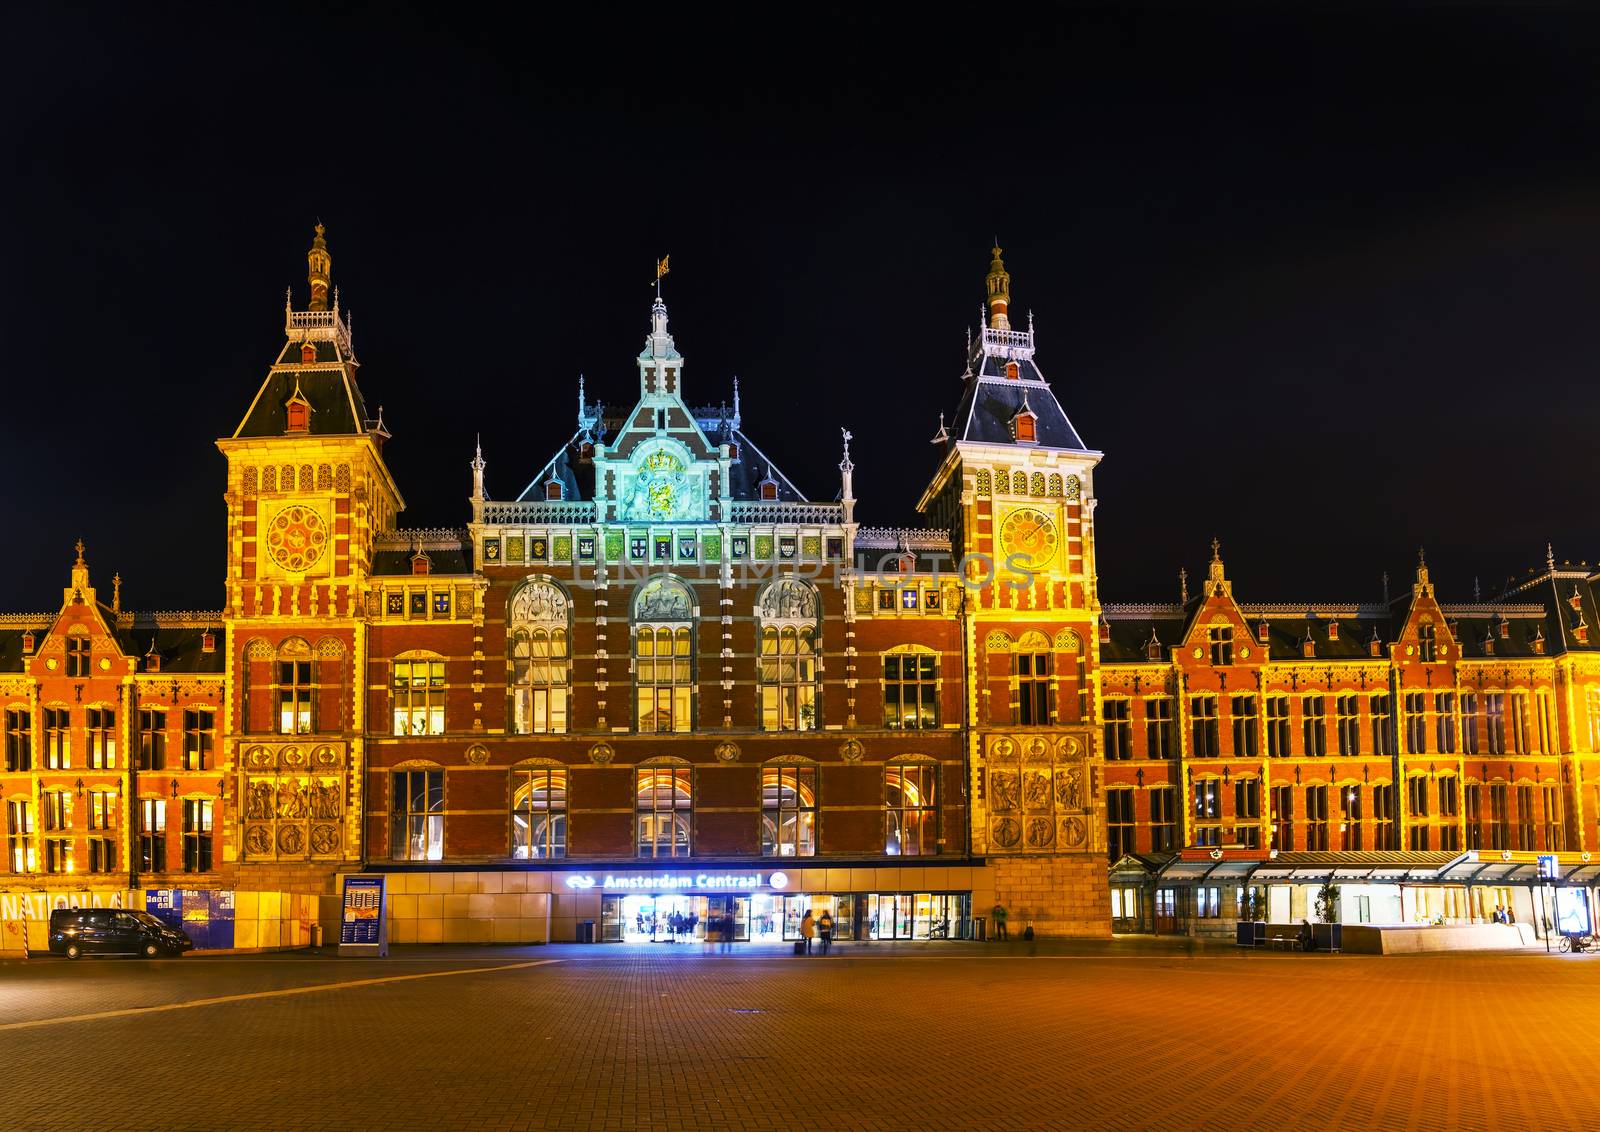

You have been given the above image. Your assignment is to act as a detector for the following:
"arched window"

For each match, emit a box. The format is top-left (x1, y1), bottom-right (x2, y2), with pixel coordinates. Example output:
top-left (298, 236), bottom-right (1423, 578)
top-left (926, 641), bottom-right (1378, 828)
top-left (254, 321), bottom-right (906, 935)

top-left (885, 761), bottom-right (938, 856)
top-left (757, 579), bottom-right (819, 732)
top-left (507, 582), bottom-right (570, 735)
top-left (761, 764), bottom-right (816, 857)
top-left (637, 765), bottom-right (691, 857)
top-left (512, 766), bottom-right (567, 858)
top-left (634, 577), bottom-right (695, 733)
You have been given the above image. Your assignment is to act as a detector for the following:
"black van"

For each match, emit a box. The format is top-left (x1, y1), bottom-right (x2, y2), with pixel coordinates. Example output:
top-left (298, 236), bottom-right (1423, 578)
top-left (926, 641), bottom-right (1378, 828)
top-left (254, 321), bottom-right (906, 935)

top-left (48, 908), bottom-right (194, 959)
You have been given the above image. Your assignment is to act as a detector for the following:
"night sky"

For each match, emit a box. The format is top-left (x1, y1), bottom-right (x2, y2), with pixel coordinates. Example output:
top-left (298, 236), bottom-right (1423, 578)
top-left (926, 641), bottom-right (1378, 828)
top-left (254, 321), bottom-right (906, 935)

top-left (5, 8), bottom-right (1600, 610)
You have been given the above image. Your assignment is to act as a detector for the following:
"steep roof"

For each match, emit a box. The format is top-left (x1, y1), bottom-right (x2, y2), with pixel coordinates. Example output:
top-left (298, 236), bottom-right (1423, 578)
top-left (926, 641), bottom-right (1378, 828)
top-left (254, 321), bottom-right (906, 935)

top-left (949, 339), bottom-right (1090, 451)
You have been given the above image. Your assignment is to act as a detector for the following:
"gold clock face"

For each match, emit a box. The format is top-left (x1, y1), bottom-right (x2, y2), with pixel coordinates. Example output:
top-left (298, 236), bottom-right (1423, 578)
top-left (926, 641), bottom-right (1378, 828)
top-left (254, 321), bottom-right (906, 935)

top-left (267, 504), bottom-right (328, 573)
top-left (999, 508), bottom-right (1059, 569)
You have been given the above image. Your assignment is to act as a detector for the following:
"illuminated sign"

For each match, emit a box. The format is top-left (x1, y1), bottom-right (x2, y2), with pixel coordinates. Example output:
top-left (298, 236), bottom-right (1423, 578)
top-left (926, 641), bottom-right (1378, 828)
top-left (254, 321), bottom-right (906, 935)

top-left (563, 872), bottom-right (788, 892)
top-left (1537, 854), bottom-right (1559, 880)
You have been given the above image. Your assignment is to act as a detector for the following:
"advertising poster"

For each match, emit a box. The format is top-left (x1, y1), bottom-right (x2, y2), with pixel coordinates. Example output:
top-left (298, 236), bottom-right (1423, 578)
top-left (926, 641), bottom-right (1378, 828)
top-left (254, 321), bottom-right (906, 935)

top-left (338, 874), bottom-right (387, 956)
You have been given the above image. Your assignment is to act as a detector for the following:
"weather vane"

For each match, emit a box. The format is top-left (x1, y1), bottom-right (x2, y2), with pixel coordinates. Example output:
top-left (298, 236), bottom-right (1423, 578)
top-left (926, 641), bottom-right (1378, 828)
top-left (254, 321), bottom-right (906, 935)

top-left (654, 255), bottom-right (670, 299)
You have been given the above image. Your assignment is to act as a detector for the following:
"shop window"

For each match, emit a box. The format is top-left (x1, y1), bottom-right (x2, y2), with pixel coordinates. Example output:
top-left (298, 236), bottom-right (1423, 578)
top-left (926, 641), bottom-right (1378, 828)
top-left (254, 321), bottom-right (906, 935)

top-left (1335, 695), bottom-right (1360, 756)
top-left (761, 766), bottom-right (816, 858)
top-left (1103, 699), bottom-right (1132, 760)
top-left (508, 581), bottom-right (571, 735)
top-left (884, 650), bottom-right (938, 730)
top-left (65, 635), bottom-right (90, 677)
top-left (1305, 785), bottom-right (1329, 850)
top-left (182, 800), bottom-right (213, 873)
top-left (4, 709), bottom-right (31, 772)
top-left (1145, 698), bottom-right (1175, 759)
top-left (1111, 885), bottom-right (1140, 922)
top-left (635, 578), bottom-right (695, 734)
top-left (512, 767), bottom-right (567, 859)
top-left (1370, 694), bottom-right (1393, 757)
top-left (184, 708), bottom-right (215, 771)
top-left (43, 708), bottom-right (70, 769)
top-left (1270, 785), bottom-right (1294, 851)
top-left (1208, 625), bottom-right (1233, 666)
top-left (1230, 694), bottom-right (1257, 758)
top-left (392, 660), bottom-right (446, 736)
top-left (1194, 887), bottom-right (1221, 918)
top-left (1014, 651), bottom-right (1052, 725)
top-left (1265, 696), bottom-right (1290, 757)
top-left (1150, 786), bottom-right (1177, 851)
top-left (1302, 695), bottom-right (1327, 757)
top-left (1190, 697), bottom-right (1219, 758)
top-left (885, 762), bottom-right (938, 856)
top-left (391, 770), bottom-right (444, 861)
top-left (1106, 787), bottom-right (1136, 859)
top-left (86, 707), bottom-right (115, 769)
top-left (138, 799), bottom-right (165, 872)
top-left (637, 767), bottom-right (692, 858)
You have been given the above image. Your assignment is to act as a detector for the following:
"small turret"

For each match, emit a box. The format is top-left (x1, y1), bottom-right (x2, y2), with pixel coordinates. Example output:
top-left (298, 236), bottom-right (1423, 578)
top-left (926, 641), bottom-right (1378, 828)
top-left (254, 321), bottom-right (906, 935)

top-left (986, 245), bottom-right (1012, 331)
top-left (307, 223), bottom-right (332, 311)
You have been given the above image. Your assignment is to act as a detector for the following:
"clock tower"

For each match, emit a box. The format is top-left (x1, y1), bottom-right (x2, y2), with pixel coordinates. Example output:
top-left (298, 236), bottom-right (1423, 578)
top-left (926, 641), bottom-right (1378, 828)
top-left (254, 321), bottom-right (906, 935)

top-left (917, 247), bottom-right (1110, 936)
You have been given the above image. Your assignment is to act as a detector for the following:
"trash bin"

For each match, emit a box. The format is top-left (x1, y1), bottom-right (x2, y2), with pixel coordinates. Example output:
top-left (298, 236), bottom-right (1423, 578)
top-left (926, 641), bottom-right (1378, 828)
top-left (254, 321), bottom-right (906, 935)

top-left (310, 923), bottom-right (323, 948)
top-left (974, 916), bottom-right (986, 942)
top-left (577, 920), bottom-right (596, 944)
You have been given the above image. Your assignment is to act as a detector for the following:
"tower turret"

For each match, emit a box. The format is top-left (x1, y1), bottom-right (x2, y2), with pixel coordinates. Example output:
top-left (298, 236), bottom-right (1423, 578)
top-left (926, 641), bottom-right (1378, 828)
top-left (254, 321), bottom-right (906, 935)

top-left (986, 244), bottom-right (1011, 331)
top-left (307, 223), bottom-right (332, 311)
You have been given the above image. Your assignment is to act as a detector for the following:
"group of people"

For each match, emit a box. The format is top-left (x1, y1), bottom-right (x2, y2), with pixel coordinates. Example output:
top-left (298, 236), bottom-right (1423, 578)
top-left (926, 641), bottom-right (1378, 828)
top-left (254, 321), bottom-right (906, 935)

top-left (636, 909), bottom-right (700, 942)
top-left (798, 909), bottom-right (836, 955)
top-left (1492, 904), bottom-right (1515, 924)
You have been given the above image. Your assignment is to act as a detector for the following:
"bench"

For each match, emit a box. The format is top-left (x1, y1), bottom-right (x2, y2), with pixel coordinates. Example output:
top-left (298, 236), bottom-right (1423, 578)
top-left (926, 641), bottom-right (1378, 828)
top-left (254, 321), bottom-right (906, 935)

top-left (1266, 932), bottom-right (1304, 951)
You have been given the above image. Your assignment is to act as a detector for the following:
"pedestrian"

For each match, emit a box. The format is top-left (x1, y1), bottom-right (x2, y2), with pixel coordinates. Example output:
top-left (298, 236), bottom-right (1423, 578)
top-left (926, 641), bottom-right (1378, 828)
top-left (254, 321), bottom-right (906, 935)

top-left (800, 909), bottom-right (816, 955)
top-left (992, 902), bottom-right (1008, 941)
top-left (818, 909), bottom-right (834, 956)
top-left (720, 911), bottom-right (735, 954)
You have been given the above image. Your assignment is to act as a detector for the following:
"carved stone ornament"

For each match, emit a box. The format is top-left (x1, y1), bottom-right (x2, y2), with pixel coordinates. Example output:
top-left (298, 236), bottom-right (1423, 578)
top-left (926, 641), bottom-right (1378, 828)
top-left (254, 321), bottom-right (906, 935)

top-left (588, 741), bottom-right (615, 766)
top-left (465, 743), bottom-right (491, 766)
top-left (989, 736), bottom-right (1016, 760)
top-left (312, 745), bottom-right (340, 769)
top-left (1022, 736), bottom-right (1051, 761)
top-left (277, 825), bottom-right (306, 854)
top-left (1055, 735), bottom-right (1080, 759)
top-left (309, 824), bottom-right (340, 855)
top-left (282, 745), bottom-right (309, 769)
top-left (245, 824), bottom-right (272, 856)
top-left (714, 740), bottom-right (741, 763)
top-left (246, 745), bottom-right (274, 770)
top-left (839, 737), bottom-right (865, 763)
top-left (991, 816), bottom-right (1022, 849)
top-left (1060, 815), bottom-right (1088, 848)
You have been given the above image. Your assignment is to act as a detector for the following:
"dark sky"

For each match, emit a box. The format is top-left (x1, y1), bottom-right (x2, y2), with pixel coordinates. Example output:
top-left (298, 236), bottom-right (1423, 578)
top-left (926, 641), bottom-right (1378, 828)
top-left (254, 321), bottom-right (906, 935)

top-left (5, 7), bottom-right (1600, 610)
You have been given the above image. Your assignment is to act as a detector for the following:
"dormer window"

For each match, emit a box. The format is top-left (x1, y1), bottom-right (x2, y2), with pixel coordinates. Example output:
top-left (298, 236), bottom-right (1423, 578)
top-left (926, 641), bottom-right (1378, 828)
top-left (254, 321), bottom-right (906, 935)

top-left (300, 342), bottom-right (317, 364)
top-left (759, 479), bottom-right (779, 501)
top-left (411, 551), bottom-right (431, 577)
top-left (579, 442), bottom-right (595, 463)
top-left (21, 631), bottom-right (34, 653)
top-left (546, 479), bottom-right (564, 501)
top-left (1498, 617), bottom-right (1510, 640)
top-left (1483, 632), bottom-right (1495, 657)
top-left (1570, 587), bottom-right (1584, 612)
top-left (1013, 410), bottom-right (1037, 444)
top-left (1256, 620), bottom-right (1269, 645)
top-left (1146, 636), bottom-right (1163, 661)
top-left (1301, 633), bottom-right (1316, 658)
top-left (1369, 632), bottom-right (1383, 658)
top-left (202, 630), bottom-right (217, 654)
top-left (1005, 361), bottom-right (1019, 380)
top-left (1327, 620), bottom-right (1340, 641)
top-left (898, 553), bottom-right (916, 574)
top-left (1099, 619), bottom-right (1111, 644)
top-left (145, 646), bottom-right (161, 673)
top-left (284, 384), bottom-right (312, 434)
top-left (1533, 631), bottom-right (1546, 655)
top-left (1576, 622), bottom-right (1590, 645)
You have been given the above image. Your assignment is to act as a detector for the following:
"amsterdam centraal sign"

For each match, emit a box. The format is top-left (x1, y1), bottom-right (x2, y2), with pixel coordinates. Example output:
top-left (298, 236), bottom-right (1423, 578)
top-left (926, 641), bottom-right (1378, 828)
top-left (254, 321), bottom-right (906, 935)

top-left (563, 872), bottom-right (789, 892)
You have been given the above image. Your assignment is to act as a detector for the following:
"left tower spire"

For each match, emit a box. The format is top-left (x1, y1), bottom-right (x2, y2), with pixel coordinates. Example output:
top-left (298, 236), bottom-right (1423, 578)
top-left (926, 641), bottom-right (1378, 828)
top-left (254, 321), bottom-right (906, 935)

top-left (307, 223), bottom-right (332, 311)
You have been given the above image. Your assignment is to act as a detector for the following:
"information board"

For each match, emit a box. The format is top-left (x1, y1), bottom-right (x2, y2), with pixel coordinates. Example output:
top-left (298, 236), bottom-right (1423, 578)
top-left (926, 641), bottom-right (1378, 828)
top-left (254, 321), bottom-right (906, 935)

top-left (337, 874), bottom-right (388, 957)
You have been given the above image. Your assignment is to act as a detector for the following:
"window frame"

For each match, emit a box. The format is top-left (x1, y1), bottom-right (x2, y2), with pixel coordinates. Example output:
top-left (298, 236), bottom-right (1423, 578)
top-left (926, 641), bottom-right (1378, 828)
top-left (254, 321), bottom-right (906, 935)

top-left (883, 650), bottom-right (939, 731)
top-left (512, 767), bottom-right (568, 859)
top-left (761, 765), bottom-right (817, 858)
top-left (885, 762), bottom-right (938, 857)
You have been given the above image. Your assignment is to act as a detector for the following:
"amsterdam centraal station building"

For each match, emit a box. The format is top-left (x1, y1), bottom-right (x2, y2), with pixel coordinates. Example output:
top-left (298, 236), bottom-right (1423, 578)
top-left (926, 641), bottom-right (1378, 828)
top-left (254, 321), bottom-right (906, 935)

top-left (4, 229), bottom-right (1600, 952)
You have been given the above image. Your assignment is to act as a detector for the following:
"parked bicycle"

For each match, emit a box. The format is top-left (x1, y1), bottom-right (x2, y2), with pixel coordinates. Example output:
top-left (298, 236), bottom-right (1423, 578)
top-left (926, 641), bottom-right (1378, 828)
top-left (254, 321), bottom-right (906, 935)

top-left (1558, 933), bottom-right (1597, 954)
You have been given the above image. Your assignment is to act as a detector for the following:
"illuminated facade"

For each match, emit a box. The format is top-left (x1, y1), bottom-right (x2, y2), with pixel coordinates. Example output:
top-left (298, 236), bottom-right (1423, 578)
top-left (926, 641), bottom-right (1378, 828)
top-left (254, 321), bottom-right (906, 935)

top-left (4, 227), bottom-right (1600, 950)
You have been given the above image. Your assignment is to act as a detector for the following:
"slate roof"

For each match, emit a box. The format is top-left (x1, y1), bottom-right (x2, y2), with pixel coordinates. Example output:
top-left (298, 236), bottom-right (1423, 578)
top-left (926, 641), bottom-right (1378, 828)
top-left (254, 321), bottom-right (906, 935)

top-left (234, 367), bottom-right (370, 438)
top-left (112, 622), bottom-right (226, 674)
top-left (947, 336), bottom-right (1091, 452)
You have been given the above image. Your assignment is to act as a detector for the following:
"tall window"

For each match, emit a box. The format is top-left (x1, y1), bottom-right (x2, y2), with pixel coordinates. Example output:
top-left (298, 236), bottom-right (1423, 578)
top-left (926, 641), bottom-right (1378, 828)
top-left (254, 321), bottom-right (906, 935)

top-left (1302, 696), bottom-right (1326, 757)
top-left (1103, 699), bottom-right (1132, 760)
top-left (1438, 775), bottom-right (1460, 851)
top-left (1370, 694), bottom-right (1393, 757)
top-left (885, 762), bottom-right (938, 856)
top-left (507, 582), bottom-right (570, 735)
top-left (138, 708), bottom-right (166, 771)
top-left (1510, 693), bottom-right (1529, 755)
top-left (392, 660), bottom-right (446, 735)
top-left (635, 576), bottom-right (695, 734)
top-left (1336, 695), bottom-right (1361, 756)
top-left (1145, 698), bottom-right (1174, 759)
top-left (3, 709), bottom-right (30, 772)
top-left (1190, 697), bottom-right (1219, 758)
top-left (1150, 787), bottom-right (1177, 851)
top-left (1208, 625), bottom-right (1233, 666)
top-left (1462, 693), bottom-right (1479, 755)
top-left (638, 767), bottom-right (692, 858)
top-left (1515, 784), bottom-right (1535, 851)
top-left (1373, 784), bottom-right (1398, 850)
top-left (7, 799), bottom-right (35, 872)
top-left (1407, 775), bottom-right (1429, 819)
top-left (43, 708), bottom-right (70, 768)
top-left (138, 799), bottom-right (166, 872)
top-left (512, 767), bottom-right (567, 859)
top-left (391, 769), bottom-right (445, 861)
top-left (1265, 696), bottom-right (1290, 757)
top-left (759, 579), bottom-right (820, 732)
top-left (1589, 688), bottom-right (1600, 752)
top-left (1464, 783), bottom-right (1482, 850)
top-left (1233, 778), bottom-right (1261, 848)
top-left (1418, 622), bottom-right (1436, 663)
top-left (1107, 787), bottom-right (1135, 858)
top-left (86, 707), bottom-right (115, 768)
top-left (1271, 785), bottom-right (1293, 851)
top-left (1014, 651), bottom-right (1052, 725)
top-left (884, 651), bottom-right (938, 730)
top-left (1489, 783), bottom-right (1509, 850)
top-left (1485, 694), bottom-right (1506, 755)
top-left (1192, 779), bottom-right (1221, 846)
top-left (1542, 784), bottom-right (1564, 851)
top-left (1405, 692), bottom-right (1428, 754)
top-left (1537, 693), bottom-right (1554, 755)
top-left (43, 792), bottom-right (71, 874)
top-left (182, 800), bottom-right (213, 872)
top-left (1340, 786), bottom-right (1363, 850)
top-left (1305, 785), bottom-right (1329, 850)
top-left (65, 635), bottom-right (90, 677)
top-left (762, 765), bottom-right (816, 857)
top-left (183, 708), bottom-right (215, 771)
top-left (1230, 694), bottom-right (1258, 757)
top-left (278, 660), bottom-right (313, 733)
top-left (87, 790), bottom-right (115, 872)
top-left (1436, 693), bottom-right (1456, 754)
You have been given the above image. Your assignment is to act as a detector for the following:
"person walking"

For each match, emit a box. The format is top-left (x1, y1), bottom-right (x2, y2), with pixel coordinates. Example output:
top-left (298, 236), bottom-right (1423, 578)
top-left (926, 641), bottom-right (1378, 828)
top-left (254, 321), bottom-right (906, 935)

top-left (800, 909), bottom-right (816, 955)
top-left (818, 909), bottom-right (834, 956)
top-left (992, 902), bottom-right (1009, 942)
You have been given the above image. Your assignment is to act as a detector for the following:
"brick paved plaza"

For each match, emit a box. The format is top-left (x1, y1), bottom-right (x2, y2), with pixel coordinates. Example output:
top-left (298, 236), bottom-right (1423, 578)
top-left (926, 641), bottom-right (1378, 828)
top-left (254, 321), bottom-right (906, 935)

top-left (3, 940), bottom-right (1598, 1130)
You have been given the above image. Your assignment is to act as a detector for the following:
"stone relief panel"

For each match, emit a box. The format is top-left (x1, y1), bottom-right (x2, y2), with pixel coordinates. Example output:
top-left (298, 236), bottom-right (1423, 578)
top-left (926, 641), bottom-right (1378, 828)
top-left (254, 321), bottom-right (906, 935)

top-left (241, 741), bottom-right (348, 861)
top-left (980, 730), bottom-right (1096, 856)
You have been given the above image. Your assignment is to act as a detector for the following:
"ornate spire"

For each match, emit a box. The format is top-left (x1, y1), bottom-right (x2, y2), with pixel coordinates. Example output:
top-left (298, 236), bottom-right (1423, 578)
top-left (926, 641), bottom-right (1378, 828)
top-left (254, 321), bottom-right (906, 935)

top-left (1203, 538), bottom-right (1228, 597)
top-left (1179, 566), bottom-right (1189, 605)
top-left (112, 572), bottom-right (122, 613)
top-left (1416, 546), bottom-right (1430, 590)
top-left (75, 538), bottom-right (85, 566)
top-left (930, 412), bottom-right (950, 445)
top-left (986, 244), bottom-right (1012, 331)
top-left (839, 427), bottom-right (855, 474)
top-left (470, 435), bottom-right (486, 501)
top-left (307, 223), bottom-right (332, 312)
top-left (731, 376), bottom-right (741, 428)
top-left (1547, 541), bottom-right (1556, 572)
